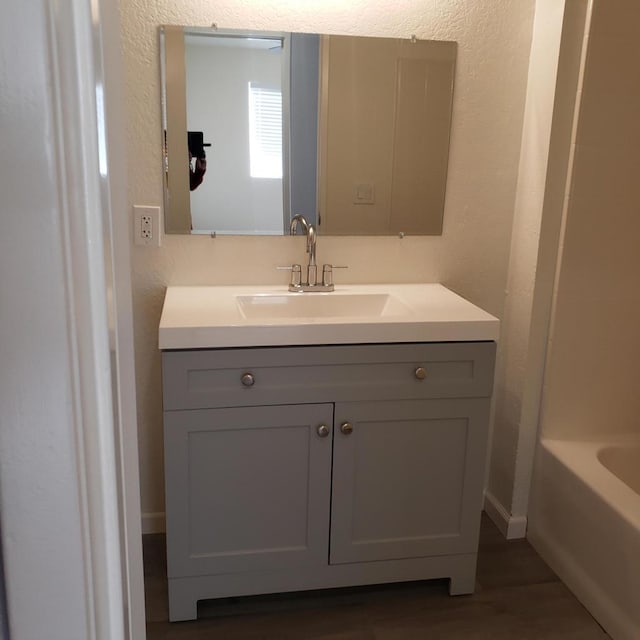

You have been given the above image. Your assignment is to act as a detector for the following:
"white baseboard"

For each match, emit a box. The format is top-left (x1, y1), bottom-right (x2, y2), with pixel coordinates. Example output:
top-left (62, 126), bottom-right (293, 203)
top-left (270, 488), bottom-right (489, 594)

top-left (484, 491), bottom-right (527, 539)
top-left (141, 512), bottom-right (165, 534)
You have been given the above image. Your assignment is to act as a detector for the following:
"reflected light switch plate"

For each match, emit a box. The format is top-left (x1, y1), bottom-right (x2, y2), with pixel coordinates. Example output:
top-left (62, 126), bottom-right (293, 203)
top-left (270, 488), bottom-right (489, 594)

top-left (353, 183), bottom-right (375, 205)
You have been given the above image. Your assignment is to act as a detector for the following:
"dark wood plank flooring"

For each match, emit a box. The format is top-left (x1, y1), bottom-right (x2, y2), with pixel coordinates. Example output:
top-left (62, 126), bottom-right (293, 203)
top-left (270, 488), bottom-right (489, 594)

top-left (143, 514), bottom-right (610, 639)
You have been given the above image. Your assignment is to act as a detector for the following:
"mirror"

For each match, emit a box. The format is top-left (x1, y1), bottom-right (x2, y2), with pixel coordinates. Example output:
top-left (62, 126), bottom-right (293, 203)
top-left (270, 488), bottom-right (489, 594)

top-left (160, 26), bottom-right (456, 236)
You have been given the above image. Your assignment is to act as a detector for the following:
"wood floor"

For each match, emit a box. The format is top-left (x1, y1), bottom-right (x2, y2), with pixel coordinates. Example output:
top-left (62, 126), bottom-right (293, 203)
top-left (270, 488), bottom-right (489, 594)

top-left (143, 514), bottom-right (610, 639)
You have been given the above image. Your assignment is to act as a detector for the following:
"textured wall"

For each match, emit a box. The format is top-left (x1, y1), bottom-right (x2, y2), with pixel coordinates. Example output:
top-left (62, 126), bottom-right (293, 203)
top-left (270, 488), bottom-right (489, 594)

top-left (487, 0), bottom-right (573, 528)
top-left (119, 0), bottom-right (535, 526)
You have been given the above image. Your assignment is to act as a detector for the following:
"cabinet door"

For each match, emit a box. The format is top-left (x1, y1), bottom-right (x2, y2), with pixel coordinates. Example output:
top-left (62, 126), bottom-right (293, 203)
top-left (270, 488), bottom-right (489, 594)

top-left (164, 403), bottom-right (333, 577)
top-left (330, 398), bottom-right (489, 564)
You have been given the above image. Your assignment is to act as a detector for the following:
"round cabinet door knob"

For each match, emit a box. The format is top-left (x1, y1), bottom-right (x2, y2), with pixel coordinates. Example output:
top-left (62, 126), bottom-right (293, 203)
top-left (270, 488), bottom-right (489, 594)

top-left (317, 424), bottom-right (330, 438)
top-left (240, 372), bottom-right (255, 387)
top-left (340, 422), bottom-right (353, 435)
top-left (414, 366), bottom-right (427, 380)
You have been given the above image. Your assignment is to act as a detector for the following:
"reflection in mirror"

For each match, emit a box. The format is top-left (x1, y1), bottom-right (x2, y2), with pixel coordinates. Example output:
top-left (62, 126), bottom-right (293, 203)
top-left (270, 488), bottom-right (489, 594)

top-left (187, 31), bottom-right (289, 234)
top-left (160, 27), bottom-right (456, 236)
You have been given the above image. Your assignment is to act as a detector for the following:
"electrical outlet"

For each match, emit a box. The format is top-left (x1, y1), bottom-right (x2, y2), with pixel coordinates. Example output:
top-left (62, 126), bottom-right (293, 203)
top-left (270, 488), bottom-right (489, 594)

top-left (134, 205), bottom-right (161, 247)
top-left (141, 215), bottom-right (152, 239)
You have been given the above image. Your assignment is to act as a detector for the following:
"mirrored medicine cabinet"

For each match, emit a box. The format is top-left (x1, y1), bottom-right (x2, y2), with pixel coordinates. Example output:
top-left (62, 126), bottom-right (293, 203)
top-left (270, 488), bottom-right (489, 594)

top-left (160, 26), bottom-right (456, 237)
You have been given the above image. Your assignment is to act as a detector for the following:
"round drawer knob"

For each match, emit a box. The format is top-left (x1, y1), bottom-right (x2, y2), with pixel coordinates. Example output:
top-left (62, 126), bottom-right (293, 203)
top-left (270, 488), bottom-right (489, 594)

top-left (317, 424), bottom-right (330, 438)
top-left (414, 366), bottom-right (427, 380)
top-left (240, 372), bottom-right (255, 387)
top-left (340, 422), bottom-right (353, 435)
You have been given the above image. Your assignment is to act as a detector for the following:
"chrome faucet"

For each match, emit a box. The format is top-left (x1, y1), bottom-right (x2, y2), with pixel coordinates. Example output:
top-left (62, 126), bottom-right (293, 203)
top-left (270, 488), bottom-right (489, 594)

top-left (285, 215), bottom-right (347, 292)
top-left (290, 214), bottom-right (318, 287)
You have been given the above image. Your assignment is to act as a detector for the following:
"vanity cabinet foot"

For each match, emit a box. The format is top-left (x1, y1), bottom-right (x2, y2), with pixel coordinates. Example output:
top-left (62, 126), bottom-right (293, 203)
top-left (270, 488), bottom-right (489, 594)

top-left (167, 583), bottom-right (198, 623)
top-left (448, 557), bottom-right (478, 595)
top-left (162, 342), bottom-right (496, 621)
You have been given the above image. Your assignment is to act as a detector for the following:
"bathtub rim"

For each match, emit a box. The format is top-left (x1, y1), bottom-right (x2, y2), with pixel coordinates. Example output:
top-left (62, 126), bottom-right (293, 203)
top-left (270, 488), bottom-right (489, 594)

top-left (540, 437), bottom-right (640, 532)
top-left (597, 443), bottom-right (640, 496)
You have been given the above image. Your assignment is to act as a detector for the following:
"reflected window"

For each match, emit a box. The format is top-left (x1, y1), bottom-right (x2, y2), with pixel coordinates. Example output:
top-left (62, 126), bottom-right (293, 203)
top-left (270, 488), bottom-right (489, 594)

top-left (248, 83), bottom-right (283, 179)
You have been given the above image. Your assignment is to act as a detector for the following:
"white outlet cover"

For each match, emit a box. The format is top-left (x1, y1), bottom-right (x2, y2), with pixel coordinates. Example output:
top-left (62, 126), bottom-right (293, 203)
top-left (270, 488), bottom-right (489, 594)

top-left (134, 205), bottom-right (161, 247)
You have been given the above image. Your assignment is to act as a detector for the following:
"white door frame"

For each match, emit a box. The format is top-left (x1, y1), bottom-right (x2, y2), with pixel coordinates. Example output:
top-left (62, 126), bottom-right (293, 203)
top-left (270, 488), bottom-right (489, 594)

top-left (0, 0), bottom-right (145, 638)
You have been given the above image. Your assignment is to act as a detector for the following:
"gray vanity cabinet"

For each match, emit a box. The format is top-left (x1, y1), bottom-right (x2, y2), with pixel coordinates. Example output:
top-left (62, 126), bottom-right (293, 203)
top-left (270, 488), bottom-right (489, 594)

top-left (163, 403), bottom-right (334, 578)
top-left (329, 398), bottom-right (490, 565)
top-left (162, 341), bottom-right (496, 621)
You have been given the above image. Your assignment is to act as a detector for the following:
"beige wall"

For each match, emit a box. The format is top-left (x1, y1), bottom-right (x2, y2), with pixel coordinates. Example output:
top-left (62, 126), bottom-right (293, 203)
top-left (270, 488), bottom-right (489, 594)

top-left (540, 0), bottom-right (640, 441)
top-left (119, 0), bottom-right (536, 529)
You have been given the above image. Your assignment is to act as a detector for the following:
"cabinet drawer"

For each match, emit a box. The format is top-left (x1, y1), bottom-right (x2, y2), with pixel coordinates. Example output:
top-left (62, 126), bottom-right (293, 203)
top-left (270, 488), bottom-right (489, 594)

top-left (162, 342), bottom-right (495, 410)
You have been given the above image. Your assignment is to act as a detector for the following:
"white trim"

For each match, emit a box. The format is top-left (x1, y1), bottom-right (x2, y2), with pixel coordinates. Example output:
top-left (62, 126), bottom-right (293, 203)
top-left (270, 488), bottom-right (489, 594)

top-left (0, 0), bottom-right (137, 637)
top-left (484, 492), bottom-right (527, 539)
top-left (45, 1), bottom-right (126, 637)
top-left (94, 0), bottom-right (147, 635)
top-left (142, 513), bottom-right (167, 535)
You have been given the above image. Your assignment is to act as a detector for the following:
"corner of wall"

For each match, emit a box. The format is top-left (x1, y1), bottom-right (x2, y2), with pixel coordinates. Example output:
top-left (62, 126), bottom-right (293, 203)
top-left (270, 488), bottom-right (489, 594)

top-left (487, 0), bottom-right (589, 525)
top-left (142, 512), bottom-right (166, 535)
top-left (484, 491), bottom-right (528, 539)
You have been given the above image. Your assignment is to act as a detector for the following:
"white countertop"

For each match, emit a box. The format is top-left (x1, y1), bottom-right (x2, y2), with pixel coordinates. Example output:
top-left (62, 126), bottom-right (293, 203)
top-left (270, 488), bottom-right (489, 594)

top-left (159, 283), bottom-right (500, 350)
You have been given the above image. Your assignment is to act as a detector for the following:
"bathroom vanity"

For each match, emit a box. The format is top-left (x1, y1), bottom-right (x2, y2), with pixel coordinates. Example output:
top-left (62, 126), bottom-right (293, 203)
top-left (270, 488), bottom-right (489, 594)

top-left (159, 284), bottom-right (498, 621)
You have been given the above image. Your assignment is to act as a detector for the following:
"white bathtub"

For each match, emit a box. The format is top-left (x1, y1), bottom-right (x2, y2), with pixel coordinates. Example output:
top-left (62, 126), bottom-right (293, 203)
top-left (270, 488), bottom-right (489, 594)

top-left (598, 444), bottom-right (640, 496)
top-left (528, 438), bottom-right (640, 640)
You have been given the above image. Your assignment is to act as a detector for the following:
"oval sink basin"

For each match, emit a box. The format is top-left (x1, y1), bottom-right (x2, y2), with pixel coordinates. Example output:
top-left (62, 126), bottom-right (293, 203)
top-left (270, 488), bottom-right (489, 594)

top-left (236, 292), bottom-right (413, 319)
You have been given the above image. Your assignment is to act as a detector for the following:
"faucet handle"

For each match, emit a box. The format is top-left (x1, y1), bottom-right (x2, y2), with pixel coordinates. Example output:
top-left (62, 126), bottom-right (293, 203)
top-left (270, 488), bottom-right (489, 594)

top-left (322, 264), bottom-right (348, 287)
top-left (276, 263), bottom-right (302, 287)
